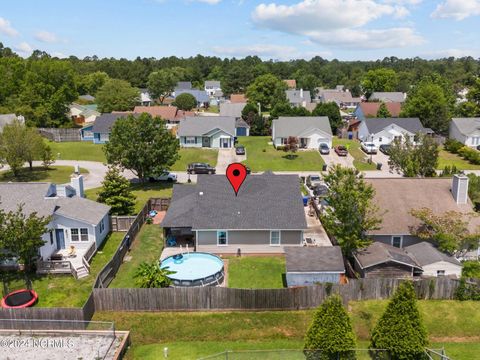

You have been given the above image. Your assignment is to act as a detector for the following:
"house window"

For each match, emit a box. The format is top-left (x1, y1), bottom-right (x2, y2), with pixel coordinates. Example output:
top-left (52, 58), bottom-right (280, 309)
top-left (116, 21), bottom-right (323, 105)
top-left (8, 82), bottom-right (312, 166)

top-left (83, 131), bottom-right (93, 138)
top-left (217, 231), bottom-right (227, 246)
top-left (185, 136), bottom-right (196, 145)
top-left (281, 138), bottom-right (288, 145)
top-left (391, 236), bottom-right (403, 248)
top-left (80, 228), bottom-right (89, 241)
top-left (437, 270), bottom-right (445, 277)
top-left (71, 229), bottom-right (79, 242)
top-left (49, 231), bottom-right (54, 245)
top-left (378, 137), bottom-right (382, 143)
top-left (270, 231), bottom-right (281, 246)
top-left (99, 218), bottom-right (105, 234)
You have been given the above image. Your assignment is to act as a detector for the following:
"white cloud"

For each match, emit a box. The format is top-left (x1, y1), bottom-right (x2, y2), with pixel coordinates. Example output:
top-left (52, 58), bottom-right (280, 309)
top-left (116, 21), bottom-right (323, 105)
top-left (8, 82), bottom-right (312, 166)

top-left (431, 0), bottom-right (480, 20)
top-left (211, 44), bottom-right (330, 60)
top-left (191, 0), bottom-right (222, 4)
top-left (34, 30), bottom-right (59, 43)
top-left (251, 0), bottom-right (423, 49)
top-left (0, 17), bottom-right (19, 37)
top-left (51, 51), bottom-right (67, 58)
top-left (14, 42), bottom-right (33, 56)
top-left (422, 48), bottom-right (480, 59)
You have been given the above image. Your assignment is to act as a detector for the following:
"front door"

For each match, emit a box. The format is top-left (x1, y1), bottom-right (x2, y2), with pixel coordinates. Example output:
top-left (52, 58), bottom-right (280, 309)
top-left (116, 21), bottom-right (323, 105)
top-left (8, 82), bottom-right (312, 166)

top-left (221, 138), bottom-right (230, 148)
top-left (202, 137), bottom-right (210, 147)
top-left (55, 229), bottom-right (65, 250)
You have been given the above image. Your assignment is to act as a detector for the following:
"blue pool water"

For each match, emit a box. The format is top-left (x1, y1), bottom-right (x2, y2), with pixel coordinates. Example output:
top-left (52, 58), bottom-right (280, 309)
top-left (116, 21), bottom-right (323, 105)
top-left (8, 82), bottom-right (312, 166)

top-left (161, 252), bottom-right (224, 282)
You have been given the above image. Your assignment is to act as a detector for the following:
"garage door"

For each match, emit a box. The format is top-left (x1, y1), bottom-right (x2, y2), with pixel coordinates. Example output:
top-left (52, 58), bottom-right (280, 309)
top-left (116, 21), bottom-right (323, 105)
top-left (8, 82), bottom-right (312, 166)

top-left (317, 138), bottom-right (330, 147)
top-left (236, 127), bottom-right (247, 136)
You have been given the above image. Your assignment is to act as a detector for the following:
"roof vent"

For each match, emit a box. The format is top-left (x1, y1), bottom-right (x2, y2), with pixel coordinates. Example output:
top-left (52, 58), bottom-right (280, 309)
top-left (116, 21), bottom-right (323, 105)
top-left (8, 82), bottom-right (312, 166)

top-left (199, 192), bottom-right (204, 196)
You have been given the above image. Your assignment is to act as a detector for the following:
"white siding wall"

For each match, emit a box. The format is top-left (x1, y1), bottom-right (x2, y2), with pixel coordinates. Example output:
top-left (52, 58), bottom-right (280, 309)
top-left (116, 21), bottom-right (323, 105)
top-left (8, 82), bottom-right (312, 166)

top-left (93, 213), bottom-right (111, 248)
top-left (422, 261), bottom-right (462, 277)
top-left (39, 221), bottom-right (57, 260)
top-left (179, 136), bottom-right (202, 148)
top-left (358, 121), bottom-right (369, 141)
top-left (306, 133), bottom-right (332, 149)
top-left (53, 215), bottom-right (97, 250)
top-left (210, 131), bottom-right (233, 148)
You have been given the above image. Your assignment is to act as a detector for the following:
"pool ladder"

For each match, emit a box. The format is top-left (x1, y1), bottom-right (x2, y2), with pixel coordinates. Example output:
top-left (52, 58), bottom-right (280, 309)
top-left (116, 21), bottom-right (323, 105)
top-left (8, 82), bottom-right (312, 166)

top-left (179, 244), bottom-right (190, 255)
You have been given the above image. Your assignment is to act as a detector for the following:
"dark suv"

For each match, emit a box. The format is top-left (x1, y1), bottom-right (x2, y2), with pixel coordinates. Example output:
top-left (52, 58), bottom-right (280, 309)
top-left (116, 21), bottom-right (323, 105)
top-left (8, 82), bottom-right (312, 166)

top-left (187, 163), bottom-right (216, 174)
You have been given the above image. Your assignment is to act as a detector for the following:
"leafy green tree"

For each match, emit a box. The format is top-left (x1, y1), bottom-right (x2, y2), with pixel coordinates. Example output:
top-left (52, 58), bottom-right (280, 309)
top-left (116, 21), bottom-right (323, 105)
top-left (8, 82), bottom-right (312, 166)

top-left (174, 93), bottom-right (197, 111)
top-left (96, 78), bottom-right (139, 113)
top-left (370, 281), bottom-right (429, 360)
top-left (388, 133), bottom-right (438, 177)
top-left (147, 68), bottom-right (183, 104)
top-left (270, 103), bottom-right (311, 118)
top-left (77, 71), bottom-right (109, 95)
top-left (134, 261), bottom-right (175, 288)
top-left (295, 71), bottom-right (319, 99)
top-left (41, 144), bottom-right (55, 169)
top-left (246, 74), bottom-right (287, 110)
top-left (361, 68), bottom-right (399, 98)
top-left (22, 126), bottom-right (45, 170)
top-left (104, 113), bottom-right (179, 181)
top-left (304, 295), bottom-right (356, 360)
top-left (456, 78), bottom-right (480, 117)
top-left (376, 102), bottom-right (391, 118)
top-left (462, 261), bottom-right (480, 279)
top-left (321, 165), bottom-right (382, 257)
top-left (0, 120), bottom-right (26, 176)
top-left (312, 102), bottom-right (342, 133)
top-left (409, 208), bottom-right (479, 255)
top-left (97, 166), bottom-right (136, 215)
top-left (241, 103), bottom-right (258, 119)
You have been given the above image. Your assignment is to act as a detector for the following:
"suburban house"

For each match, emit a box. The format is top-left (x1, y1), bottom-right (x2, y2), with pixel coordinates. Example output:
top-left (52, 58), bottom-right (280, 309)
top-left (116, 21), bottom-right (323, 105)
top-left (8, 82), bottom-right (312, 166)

top-left (219, 102), bottom-right (246, 118)
top-left (69, 103), bottom-right (100, 126)
top-left (0, 114), bottom-right (24, 132)
top-left (177, 116), bottom-right (247, 148)
top-left (0, 175), bottom-right (110, 279)
top-left (449, 118), bottom-right (480, 148)
top-left (405, 242), bottom-right (462, 277)
top-left (358, 117), bottom-right (433, 146)
top-left (204, 81), bottom-right (221, 96)
top-left (353, 102), bottom-right (402, 121)
top-left (284, 79), bottom-right (297, 89)
top-left (369, 92), bottom-right (406, 103)
top-left (82, 112), bottom-right (137, 143)
top-left (354, 242), bottom-right (422, 279)
top-left (139, 89), bottom-right (152, 106)
top-left (316, 87), bottom-right (361, 108)
top-left (286, 89), bottom-right (311, 108)
top-left (161, 173), bottom-right (308, 254)
top-left (365, 176), bottom-right (480, 256)
top-left (175, 88), bottom-right (210, 108)
top-left (230, 94), bottom-right (247, 103)
top-left (285, 246), bottom-right (346, 286)
top-left (133, 105), bottom-right (193, 124)
top-left (272, 116), bottom-right (333, 149)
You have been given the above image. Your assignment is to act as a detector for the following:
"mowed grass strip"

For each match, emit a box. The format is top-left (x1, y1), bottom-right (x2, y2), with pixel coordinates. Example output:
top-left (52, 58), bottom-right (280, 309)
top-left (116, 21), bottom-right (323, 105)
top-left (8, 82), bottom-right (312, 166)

top-left (0, 166), bottom-right (89, 184)
top-left (171, 148), bottom-right (218, 171)
top-left (332, 138), bottom-right (377, 171)
top-left (437, 148), bottom-right (480, 170)
top-left (227, 256), bottom-right (285, 288)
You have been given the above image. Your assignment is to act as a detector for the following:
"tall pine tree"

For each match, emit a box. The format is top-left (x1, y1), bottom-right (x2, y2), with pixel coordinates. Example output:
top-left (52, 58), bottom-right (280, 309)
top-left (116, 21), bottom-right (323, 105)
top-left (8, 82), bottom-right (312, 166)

top-left (97, 166), bottom-right (136, 215)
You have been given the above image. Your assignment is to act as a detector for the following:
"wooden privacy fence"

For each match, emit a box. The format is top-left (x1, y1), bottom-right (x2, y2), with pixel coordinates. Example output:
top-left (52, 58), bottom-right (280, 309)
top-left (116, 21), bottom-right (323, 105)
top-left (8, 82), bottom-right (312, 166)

top-left (38, 128), bottom-right (81, 142)
top-left (93, 277), bottom-right (460, 312)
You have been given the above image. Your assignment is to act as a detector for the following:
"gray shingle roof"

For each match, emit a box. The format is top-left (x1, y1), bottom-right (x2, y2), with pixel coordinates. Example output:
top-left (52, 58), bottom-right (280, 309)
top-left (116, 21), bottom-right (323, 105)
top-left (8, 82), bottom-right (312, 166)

top-left (363, 117), bottom-right (432, 135)
top-left (176, 82), bottom-right (192, 90)
top-left (354, 242), bottom-right (422, 269)
top-left (273, 116), bottom-right (333, 138)
top-left (285, 246), bottom-right (345, 272)
top-left (175, 89), bottom-right (209, 103)
top-left (219, 103), bottom-right (247, 118)
top-left (205, 81), bottom-right (221, 88)
top-left (286, 89), bottom-right (311, 104)
top-left (369, 92), bottom-right (406, 103)
top-left (405, 242), bottom-right (461, 267)
top-left (451, 118), bottom-right (480, 136)
top-left (177, 116), bottom-right (236, 137)
top-left (161, 173), bottom-right (308, 230)
top-left (92, 113), bottom-right (137, 133)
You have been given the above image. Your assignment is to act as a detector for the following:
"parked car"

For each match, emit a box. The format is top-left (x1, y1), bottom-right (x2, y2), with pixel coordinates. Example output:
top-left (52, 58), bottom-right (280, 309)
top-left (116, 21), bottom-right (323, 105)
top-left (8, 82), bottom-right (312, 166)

top-left (235, 146), bottom-right (246, 155)
top-left (379, 144), bottom-right (391, 155)
top-left (149, 171), bottom-right (177, 182)
top-left (361, 142), bottom-right (378, 154)
top-left (334, 145), bottom-right (348, 156)
top-left (187, 163), bottom-right (216, 174)
top-left (319, 143), bottom-right (330, 155)
top-left (306, 174), bottom-right (323, 189)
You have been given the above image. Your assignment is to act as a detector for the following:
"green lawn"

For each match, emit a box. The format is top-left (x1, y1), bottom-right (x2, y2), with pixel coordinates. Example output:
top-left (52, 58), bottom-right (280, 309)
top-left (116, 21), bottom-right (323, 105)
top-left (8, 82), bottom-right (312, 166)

top-left (171, 148), bottom-right (218, 171)
top-left (332, 138), bottom-right (377, 171)
top-left (85, 182), bottom-right (174, 214)
top-left (0, 166), bottom-right (89, 184)
top-left (0, 232), bottom-right (124, 307)
top-left (47, 141), bottom-right (106, 162)
top-left (109, 225), bottom-right (164, 288)
top-left (438, 148), bottom-right (480, 170)
top-left (239, 136), bottom-right (325, 171)
top-left (227, 256), bottom-right (285, 288)
top-left (93, 300), bottom-right (480, 360)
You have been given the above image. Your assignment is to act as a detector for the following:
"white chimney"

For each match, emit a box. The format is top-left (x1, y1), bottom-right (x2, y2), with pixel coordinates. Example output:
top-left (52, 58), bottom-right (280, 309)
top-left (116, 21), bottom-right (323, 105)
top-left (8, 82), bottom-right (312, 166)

top-left (300, 88), bottom-right (304, 99)
top-left (71, 174), bottom-right (85, 198)
top-left (452, 174), bottom-right (469, 204)
top-left (74, 164), bottom-right (80, 175)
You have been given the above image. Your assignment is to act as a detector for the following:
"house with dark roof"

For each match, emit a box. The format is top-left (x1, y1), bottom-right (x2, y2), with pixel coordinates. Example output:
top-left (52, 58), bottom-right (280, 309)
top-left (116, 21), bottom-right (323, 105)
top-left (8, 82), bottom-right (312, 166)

top-left (369, 92), bottom-right (406, 103)
top-left (285, 246), bottom-right (345, 286)
top-left (358, 117), bottom-right (433, 146)
top-left (354, 242), bottom-right (422, 279)
top-left (405, 242), bottom-right (462, 277)
top-left (177, 116), bottom-right (246, 148)
top-left (353, 102), bottom-right (402, 121)
top-left (161, 173), bottom-right (308, 254)
top-left (272, 116), bottom-right (333, 149)
top-left (449, 118), bottom-right (480, 148)
top-left (82, 112), bottom-right (137, 143)
top-left (0, 175), bottom-right (110, 278)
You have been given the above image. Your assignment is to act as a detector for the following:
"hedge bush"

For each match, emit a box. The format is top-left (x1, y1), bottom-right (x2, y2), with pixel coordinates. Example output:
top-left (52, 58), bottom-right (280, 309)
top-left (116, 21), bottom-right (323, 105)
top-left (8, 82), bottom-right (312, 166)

top-left (458, 146), bottom-right (480, 165)
top-left (444, 138), bottom-right (464, 153)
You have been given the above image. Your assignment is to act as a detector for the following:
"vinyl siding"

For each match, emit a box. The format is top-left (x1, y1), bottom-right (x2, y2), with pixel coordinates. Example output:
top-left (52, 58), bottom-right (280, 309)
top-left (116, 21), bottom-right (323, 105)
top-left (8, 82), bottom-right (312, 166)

top-left (372, 235), bottom-right (421, 248)
top-left (421, 261), bottom-right (462, 277)
top-left (196, 230), bottom-right (303, 246)
top-left (286, 272), bottom-right (341, 286)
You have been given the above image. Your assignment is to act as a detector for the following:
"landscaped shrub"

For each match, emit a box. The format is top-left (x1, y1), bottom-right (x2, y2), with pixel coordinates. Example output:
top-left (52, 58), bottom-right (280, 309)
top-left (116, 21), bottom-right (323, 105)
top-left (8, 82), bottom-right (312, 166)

top-left (444, 138), bottom-right (464, 153)
top-left (454, 278), bottom-right (480, 301)
top-left (458, 146), bottom-right (480, 165)
top-left (462, 260), bottom-right (480, 279)
top-left (441, 165), bottom-right (459, 176)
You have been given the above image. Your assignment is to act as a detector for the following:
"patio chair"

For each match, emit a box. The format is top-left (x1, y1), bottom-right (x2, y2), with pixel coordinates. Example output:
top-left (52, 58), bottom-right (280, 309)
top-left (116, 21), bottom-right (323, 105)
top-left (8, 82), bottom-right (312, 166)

top-left (166, 236), bottom-right (177, 247)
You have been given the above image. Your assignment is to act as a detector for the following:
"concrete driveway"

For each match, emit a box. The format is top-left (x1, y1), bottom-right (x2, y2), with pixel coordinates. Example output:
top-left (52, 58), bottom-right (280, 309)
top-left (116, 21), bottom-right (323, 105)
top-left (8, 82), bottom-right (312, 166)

top-left (321, 151), bottom-right (355, 168)
top-left (215, 148), bottom-right (246, 174)
top-left (303, 207), bottom-right (332, 246)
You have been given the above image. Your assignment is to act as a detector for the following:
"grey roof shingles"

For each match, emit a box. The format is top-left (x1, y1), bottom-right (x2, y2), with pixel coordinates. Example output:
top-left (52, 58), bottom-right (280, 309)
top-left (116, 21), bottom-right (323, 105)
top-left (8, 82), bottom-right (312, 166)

top-left (354, 242), bottom-right (421, 269)
top-left (285, 246), bottom-right (345, 273)
top-left (273, 116), bottom-right (333, 138)
top-left (369, 92), bottom-right (406, 103)
top-left (451, 118), bottom-right (480, 136)
top-left (363, 117), bottom-right (432, 135)
top-left (286, 89), bottom-right (311, 104)
top-left (92, 113), bottom-right (138, 134)
top-left (175, 89), bottom-right (209, 103)
top-left (161, 173), bottom-right (308, 230)
top-left (219, 103), bottom-right (247, 118)
top-left (205, 81), bottom-right (221, 88)
top-left (405, 242), bottom-right (461, 267)
top-left (177, 116), bottom-right (236, 137)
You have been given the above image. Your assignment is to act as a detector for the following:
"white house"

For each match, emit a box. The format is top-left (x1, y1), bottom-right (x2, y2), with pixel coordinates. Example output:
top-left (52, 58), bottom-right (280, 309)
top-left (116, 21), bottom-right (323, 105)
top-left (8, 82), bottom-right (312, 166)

top-left (204, 81), bottom-right (221, 97)
top-left (449, 118), bottom-right (480, 148)
top-left (358, 117), bottom-right (433, 147)
top-left (178, 116), bottom-right (243, 148)
top-left (405, 242), bottom-right (462, 278)
top-left (272, 116), bottom-right (333, 149)
top-left (0, 114), bottom-right (25, 132)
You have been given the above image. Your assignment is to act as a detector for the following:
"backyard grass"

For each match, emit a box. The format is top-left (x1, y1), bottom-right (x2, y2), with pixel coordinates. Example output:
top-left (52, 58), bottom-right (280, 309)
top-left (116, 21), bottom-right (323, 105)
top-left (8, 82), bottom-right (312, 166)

top-left (227, 256), bottom-right (286, 288)
top-left (109, 225), bottom-right (164, 288)
top-left (238, 136), bottom-right (325, 171)
top-left (93, 300), bottom-right (480, 360)
top-left (332, 138), bottom-right (377, 171)
top-left (170, 148), bottom-right (218, 171)
top-left (0, 166), bottom-right (89, 184)
top-left (85, 182), bottom-right (174, 214)
top-left (0, 231), bottom-right (124, 307)
top-left (438, 148), bottom-right (480, 170)
top-left (47, 141), bottom-right (106, 162)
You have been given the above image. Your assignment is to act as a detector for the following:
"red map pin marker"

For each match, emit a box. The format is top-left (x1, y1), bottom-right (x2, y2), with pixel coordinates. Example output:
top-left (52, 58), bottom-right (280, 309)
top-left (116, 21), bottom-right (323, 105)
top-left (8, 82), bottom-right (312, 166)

top-left (226, 163), bottom-right (248, 196)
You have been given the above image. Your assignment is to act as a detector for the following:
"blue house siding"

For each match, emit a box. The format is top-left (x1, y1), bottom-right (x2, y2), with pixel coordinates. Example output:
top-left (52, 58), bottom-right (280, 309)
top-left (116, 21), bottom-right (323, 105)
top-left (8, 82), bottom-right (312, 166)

top-left (353, 106), bottom-right (365, 121)
top-left (81, 125), bottom-right (94, 142)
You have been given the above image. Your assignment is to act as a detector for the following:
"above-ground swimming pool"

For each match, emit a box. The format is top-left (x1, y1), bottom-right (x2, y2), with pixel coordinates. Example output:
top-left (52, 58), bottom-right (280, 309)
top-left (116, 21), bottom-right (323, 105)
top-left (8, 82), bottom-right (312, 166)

top-left (160, 252), bottom-right (224, 287)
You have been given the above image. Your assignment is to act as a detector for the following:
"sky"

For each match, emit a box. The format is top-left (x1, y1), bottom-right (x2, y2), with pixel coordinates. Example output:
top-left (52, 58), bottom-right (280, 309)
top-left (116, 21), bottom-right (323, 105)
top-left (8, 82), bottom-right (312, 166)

top-left (0, 0), bottom-right (479, 61)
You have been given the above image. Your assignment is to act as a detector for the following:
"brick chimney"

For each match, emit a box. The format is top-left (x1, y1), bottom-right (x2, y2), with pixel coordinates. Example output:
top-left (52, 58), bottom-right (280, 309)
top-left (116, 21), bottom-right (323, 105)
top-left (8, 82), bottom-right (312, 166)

top-left (452, 174), bottom-right (469, 204)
